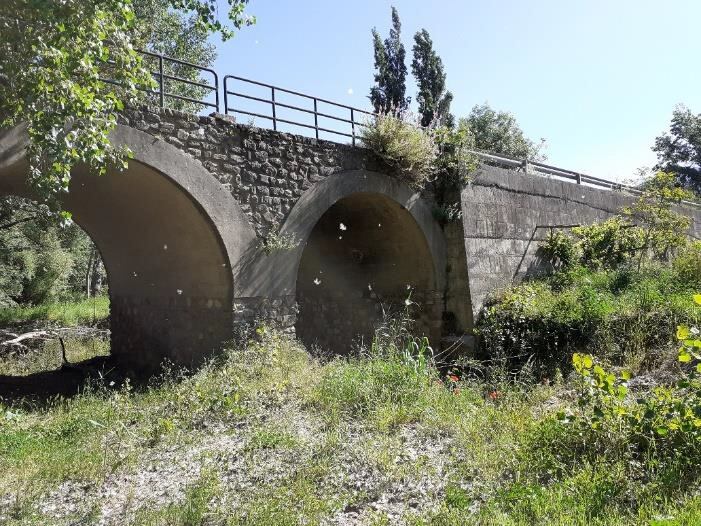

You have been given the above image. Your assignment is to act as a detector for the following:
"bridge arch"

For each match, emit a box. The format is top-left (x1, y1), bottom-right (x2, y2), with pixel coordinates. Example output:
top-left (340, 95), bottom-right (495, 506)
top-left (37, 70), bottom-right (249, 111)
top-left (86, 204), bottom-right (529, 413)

top-left (278, 170), bottom-right (446, 353)
top-left (0, 125), bottom-right (256, 370)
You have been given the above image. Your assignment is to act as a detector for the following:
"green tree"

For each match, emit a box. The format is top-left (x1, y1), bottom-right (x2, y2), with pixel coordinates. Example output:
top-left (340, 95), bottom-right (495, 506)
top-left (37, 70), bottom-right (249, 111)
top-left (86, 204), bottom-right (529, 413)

top-left (653, 105), bottom-right (701, 195)
top-left (622, 171), bottom-right (695, 267)
top-left (369, 6), bottom-right (410, 114)
top-left (133, 0), bottom-right (218, 112)
top-left (0, 196), bottom-right (99, 307)
top-left (0, 0), bottom-right (254, 205)
top-left (411, 29), bottom-right (454, 128)
top-left (461, 103), bottom-right (546, 161)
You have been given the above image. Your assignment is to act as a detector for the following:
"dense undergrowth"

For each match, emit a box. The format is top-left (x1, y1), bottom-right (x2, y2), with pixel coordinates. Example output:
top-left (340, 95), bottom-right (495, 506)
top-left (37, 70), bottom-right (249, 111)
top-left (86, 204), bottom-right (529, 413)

top-left (2, 312), bottom-right (701, 524)
top-left (478, 261), bottom-right (700, 376)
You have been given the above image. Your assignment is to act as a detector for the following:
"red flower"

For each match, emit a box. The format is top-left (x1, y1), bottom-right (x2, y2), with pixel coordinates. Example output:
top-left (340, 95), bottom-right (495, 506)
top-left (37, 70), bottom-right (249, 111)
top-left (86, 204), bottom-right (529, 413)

top-left (448, 374), bottom-right (459, 383)
top-left (488, 390), bottom-right (502, 400)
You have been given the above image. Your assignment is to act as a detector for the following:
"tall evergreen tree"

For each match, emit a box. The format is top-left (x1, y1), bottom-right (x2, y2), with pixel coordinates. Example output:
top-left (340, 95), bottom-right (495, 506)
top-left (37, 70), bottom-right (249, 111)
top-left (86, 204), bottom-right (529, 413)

top-left (369, 7), bottom-right (409, 114)
top-left (412, 29), bottom-right (453, 128)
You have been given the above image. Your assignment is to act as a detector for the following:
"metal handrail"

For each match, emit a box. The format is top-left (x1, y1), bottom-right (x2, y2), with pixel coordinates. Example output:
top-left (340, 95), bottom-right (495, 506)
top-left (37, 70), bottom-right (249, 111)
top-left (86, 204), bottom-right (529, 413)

top-left (139, 50), bottom-right (219, 112)
top-left (99, 50), bottom-right (700, 205)
top-left (468, 150), bottom-right (699, 207)
top-left (223, 74), bottom-right (373, 145)
top-left (102, 50), bottom-right (219, 112)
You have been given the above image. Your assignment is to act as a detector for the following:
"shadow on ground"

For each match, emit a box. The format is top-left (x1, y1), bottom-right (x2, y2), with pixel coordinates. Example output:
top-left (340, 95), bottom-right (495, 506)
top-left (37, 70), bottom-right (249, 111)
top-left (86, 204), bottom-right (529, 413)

top-left (0, 356), bottom-right (120, 398)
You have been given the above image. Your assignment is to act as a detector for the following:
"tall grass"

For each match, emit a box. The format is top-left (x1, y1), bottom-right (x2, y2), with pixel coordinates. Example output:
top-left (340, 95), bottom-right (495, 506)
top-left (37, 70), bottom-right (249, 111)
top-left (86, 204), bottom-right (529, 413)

top-left (0, 295), bottom-right (110, 326)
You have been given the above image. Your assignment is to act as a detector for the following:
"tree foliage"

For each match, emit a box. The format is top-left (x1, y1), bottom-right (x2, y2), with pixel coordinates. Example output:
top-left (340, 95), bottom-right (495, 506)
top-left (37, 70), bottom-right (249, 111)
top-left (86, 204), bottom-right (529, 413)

top-left (540, 172), bottom-right (695, 272)
top-left (622, 171), bottom-right (695, 266)
top-left (654, 105), bottom-right (701, 195)
top-left (0, 0), bottom-right (253, 205)
top-left (0, 197), bottom-right (104, 308)
top-left (411, 29), bottom-right (453, 128)
top-left (133, 0), bottom-right (218, 112)
top-left (461, 103), bottom-right (546, 161)
top-left (369, 7), bottom-right (410, 114)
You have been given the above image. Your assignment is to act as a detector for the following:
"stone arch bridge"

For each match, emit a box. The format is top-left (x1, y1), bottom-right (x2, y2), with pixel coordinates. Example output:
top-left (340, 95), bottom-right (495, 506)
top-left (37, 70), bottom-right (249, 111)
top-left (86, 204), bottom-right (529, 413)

top-left (1, 106), bottom-right (700, 370)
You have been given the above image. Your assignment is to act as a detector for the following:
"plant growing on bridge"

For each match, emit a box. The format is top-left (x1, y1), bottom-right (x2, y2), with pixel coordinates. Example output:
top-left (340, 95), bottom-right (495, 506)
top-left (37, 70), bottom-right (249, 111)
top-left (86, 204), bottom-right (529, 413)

top-left (262, 230), bottom-right (299, 255)
top-left (360, 112), bottom-right (437, 187)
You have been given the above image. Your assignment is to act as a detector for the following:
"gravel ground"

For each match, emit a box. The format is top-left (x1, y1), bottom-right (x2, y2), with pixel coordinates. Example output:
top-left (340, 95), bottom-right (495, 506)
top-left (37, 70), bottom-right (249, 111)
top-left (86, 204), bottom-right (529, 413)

top-left (21, 400), bottom-right (458, 525)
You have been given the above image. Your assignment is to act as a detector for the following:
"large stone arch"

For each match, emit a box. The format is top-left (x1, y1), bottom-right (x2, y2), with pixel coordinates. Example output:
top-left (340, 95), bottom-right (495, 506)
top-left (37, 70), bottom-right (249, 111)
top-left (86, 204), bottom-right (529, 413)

top-left (237, 170), bottom-right (446, 353)
top-left (0, 125), bottom-right (256, 370)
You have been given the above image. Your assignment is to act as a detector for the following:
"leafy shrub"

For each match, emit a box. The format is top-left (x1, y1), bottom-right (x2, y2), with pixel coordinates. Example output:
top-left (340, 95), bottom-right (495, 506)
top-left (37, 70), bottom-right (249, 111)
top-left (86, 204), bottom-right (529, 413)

top-left (359, 112), bottom-right (438, 187)
top-left (540, 230), bottom-right (579, 270)
top-left (571, 217), bottom-right (643, 270)
top-left (477, 265), bottom-right (699, 375)
top-left (517, 296), bottom-right (701, 508)
top-left (674, 241), bottom-right (701, 287)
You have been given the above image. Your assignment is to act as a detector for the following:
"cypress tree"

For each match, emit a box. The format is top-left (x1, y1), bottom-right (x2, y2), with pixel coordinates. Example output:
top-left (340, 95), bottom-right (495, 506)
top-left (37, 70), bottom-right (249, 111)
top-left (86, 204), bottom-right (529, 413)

top-left (369, 7), bottom-right (410, 114)
top-left (412, 29), bottom-right (454, 127)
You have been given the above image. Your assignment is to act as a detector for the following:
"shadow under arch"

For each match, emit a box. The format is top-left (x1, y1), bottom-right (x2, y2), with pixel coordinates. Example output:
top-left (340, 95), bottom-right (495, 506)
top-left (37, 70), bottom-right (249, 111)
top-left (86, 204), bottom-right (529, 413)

top-left (0, 124), bottom-right (256, 371)
top-left (245, 169), bottom-right (447, 353)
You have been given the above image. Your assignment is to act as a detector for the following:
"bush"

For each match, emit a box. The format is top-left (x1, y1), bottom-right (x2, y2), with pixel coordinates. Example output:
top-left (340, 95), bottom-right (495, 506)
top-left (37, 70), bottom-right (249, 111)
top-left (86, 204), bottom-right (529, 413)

top-left (477, 265), bottom-right (699, 375)
top-left (674, 241), bottom-right (701, 287)
top-left (540, 230), bottom-right (579, 270)
top-left (571, 217), bottom-right (643, 270)
top-left (359, 112), bottom-right (438, 187)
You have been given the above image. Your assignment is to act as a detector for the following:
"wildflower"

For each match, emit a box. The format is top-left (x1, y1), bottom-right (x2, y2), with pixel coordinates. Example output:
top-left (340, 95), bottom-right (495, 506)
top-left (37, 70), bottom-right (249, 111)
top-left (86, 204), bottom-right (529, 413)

top-left (488, 390), bottom-right (502, 401)
top-left (448, 374), bottom-right (459, 383)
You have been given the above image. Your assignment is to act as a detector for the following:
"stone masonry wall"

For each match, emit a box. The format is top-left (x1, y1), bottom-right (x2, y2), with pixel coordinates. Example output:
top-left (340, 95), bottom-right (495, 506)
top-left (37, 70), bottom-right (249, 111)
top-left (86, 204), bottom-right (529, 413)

top-left (119, 106), bottom-right (384, 237)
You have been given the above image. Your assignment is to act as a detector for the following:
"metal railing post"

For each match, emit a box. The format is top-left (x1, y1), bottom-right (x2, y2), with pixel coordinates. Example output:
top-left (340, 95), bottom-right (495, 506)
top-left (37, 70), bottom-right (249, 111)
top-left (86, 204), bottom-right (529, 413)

top-left (271, 87), bottom-right (277, 131)
top-left (223, 76), bottom-right (228, 114)
top-left (158, 54), bottom-right (165, 108)
top-left (313, 99), bottom-right (319, 139)
top-left (351, 108), bottom-right (355, 146)
top-left (576, 173), bottom-right (582, 184)
top-left (213, 71), bottom-right (220, 113)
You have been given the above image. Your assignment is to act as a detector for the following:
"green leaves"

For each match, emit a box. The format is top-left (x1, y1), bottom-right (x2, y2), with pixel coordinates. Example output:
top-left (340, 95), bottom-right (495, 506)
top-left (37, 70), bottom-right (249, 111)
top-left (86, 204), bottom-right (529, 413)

top-left (1, 0), bottom-right (254, 207)
top-left (568, 295), bottom-right (701, 464)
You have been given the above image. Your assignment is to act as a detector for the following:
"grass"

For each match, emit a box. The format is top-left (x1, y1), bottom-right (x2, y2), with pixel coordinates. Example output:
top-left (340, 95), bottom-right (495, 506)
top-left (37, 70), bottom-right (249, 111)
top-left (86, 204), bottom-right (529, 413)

top-left (0, 295), bottom-right (111, 376)
top-left (1, 325), bottom-right (701, 525)
top-left (0, 295), bottom-right (110, 327)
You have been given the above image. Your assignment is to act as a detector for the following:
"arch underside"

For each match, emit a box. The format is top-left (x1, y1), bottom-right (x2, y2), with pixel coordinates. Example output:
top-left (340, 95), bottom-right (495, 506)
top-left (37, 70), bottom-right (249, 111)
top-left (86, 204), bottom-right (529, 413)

top-left (0, 128), bottom-right (242, 369)
top-left (295, 192), bottom-right (442, 354)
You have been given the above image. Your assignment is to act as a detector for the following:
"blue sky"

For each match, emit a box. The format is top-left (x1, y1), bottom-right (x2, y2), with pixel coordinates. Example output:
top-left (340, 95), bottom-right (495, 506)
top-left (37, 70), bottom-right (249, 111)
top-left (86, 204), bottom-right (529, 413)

top-left (210, 0), bottom-right (701, 182)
